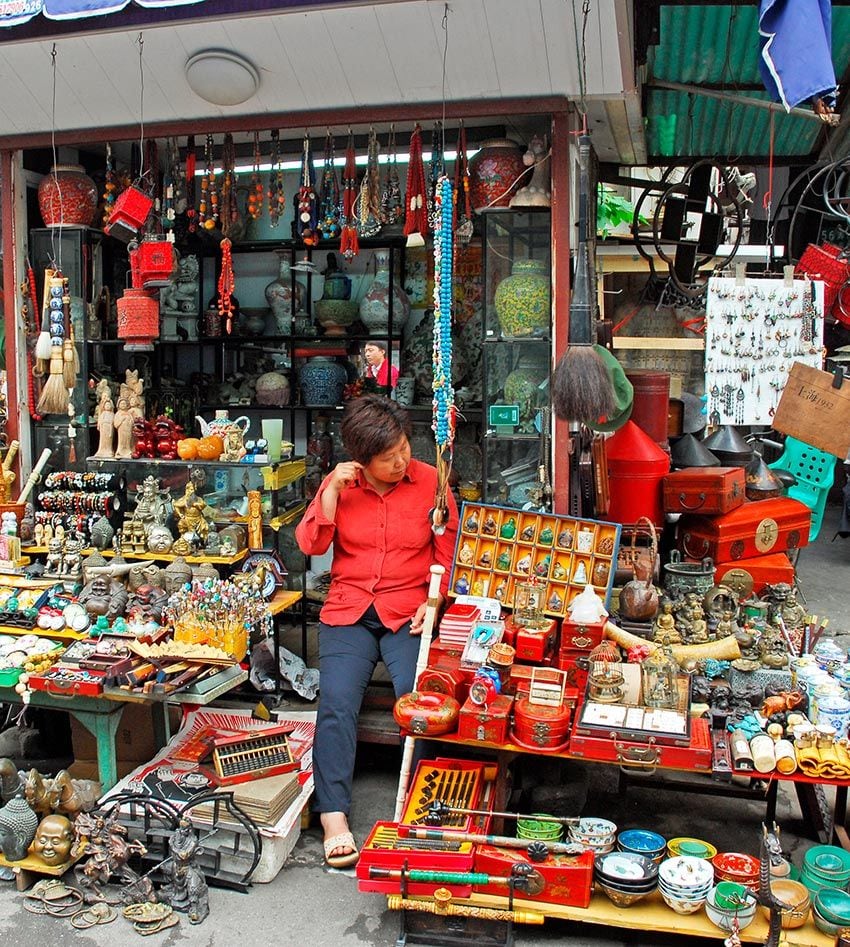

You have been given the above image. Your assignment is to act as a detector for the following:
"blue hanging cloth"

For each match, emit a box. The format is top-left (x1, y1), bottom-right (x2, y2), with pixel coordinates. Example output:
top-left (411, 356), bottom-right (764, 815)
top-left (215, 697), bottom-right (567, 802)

top-left (758, 0), bottom-right (837, 111)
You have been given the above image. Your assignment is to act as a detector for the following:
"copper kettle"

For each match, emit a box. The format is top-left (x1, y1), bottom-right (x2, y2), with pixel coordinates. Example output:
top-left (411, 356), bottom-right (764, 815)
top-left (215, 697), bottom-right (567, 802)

top-left (618, 516), bottom-right (660, 622)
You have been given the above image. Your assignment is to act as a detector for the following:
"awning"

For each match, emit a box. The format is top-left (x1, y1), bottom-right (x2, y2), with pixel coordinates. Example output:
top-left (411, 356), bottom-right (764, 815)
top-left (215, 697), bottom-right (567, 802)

top-left (0, 0), bottom-right (204, 28)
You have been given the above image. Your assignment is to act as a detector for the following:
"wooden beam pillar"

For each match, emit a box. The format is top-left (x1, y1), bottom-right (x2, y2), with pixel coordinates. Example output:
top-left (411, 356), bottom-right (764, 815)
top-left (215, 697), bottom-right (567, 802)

top-left (551, 109), bottom-right (571, 514)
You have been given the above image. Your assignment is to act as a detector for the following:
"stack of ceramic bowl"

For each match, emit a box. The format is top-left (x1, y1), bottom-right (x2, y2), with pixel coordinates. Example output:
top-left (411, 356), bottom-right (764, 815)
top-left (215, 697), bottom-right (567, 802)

top-left (759, 878), bottom-right (811, 930)
top-left (658, 855), bottom-right (715, 914)
top-left (594, 851), bottom-right (658, 908)
top-left (813, 887), bottom-right (850, 935)
top-left (569, 818), bottom-right (617, 855)
top-left (516, 814), bottom-right (563, 843)
top-left (667, 837), bottom-right (718, 861)
top-left (712, 852), bottom-right (761, 890)
top-left (704, 882), bottom-right (758, 932)
top-left (617, 829), bottom-right (667, 864)
top-left (801, 845), bottom-right (850, 895)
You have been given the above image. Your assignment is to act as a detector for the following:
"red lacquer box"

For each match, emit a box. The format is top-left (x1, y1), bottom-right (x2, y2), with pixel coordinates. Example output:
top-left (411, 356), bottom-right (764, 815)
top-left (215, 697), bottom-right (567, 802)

top-left (473, 845), bottom-right (594, 908)
top-left (507, 616), bottom-right (558, 663)
top-left (569, 716), bottom-right (712, 771)
top-left (356, 821), bottom-right (475, 897)
top-left (663, 467), bottom-right (746, 515)
top-left (418, 651), bottom-right (473, 704)
top-left (399, 759), bottom-right (486, 829)
top-left (714, 553), bottom-right (795, 598)
top-left (678, 498), bottom-right (811, 562)
top-left (457, 694), bottom-right (514, 744)
top-left (511, 698), bottom-right (572, 751)
top-left (558, 617), bottom-right (606, 653)
top-left (553, 650), bottom-right (589, 694)
top-left (506, 665), bottom-right (579, 706)
top-left (28, 664), bottom-right (106, 697)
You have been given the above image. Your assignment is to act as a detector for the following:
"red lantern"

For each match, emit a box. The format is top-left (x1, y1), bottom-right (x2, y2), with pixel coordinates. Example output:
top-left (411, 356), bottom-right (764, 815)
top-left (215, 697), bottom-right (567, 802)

top-left (105, 185), bottom-right (154, 243)
top-left (130, 237), bottom-right (177, 289)
top-left (117, 288), bottom-right (159, 351)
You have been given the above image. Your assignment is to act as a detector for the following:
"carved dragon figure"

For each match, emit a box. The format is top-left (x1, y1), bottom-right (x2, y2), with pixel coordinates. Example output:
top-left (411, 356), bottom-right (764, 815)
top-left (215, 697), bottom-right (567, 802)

top-left (756, 823), bottom-right (793, 947)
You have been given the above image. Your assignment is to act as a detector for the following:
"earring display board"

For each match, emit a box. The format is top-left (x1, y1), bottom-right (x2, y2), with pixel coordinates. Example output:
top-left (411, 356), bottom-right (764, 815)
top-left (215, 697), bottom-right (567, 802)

top-left (451, 502), bottom-right (621, 616)
top-left (705, 277), bottom-right (824, 426)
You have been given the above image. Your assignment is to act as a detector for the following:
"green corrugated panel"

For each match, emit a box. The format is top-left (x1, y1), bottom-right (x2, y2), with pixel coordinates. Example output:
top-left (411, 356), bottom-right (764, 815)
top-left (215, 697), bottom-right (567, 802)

top-left (645, 5), bottom-right (850, 160)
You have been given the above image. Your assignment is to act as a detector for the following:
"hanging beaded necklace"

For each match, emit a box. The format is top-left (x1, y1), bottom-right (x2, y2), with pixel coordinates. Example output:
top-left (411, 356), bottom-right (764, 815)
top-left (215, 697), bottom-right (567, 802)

top-left (185, 135), bottom-right (197, 233)
top-left (357, 126), bottom-right (382, 239)
top-left (430, 175), bottom-right (456, 535)
top-left (103, 143), bottom-right (117, 227)
top-left (217, 239), bottom-right (236, 335)
top-left (428, 121), bottom-right (445, 230)
top-left (453, 122), bottom-right (473, 244)
top-left (220, 133), bottom-right (238, 239)
top-left (267, 130), bottom-right (286, 228)
top-left (161, 137), bottom-right (179, 232)
top-left (317, 130), bottom-right (340, 239)
top-left (339, 131), bottom-right (360, 260)
top-left (403, 124), bottom-right (428, 247)
top-left (381, 125), bottom-right (403, 227)
top-left (199, 133), bottom-right (218, 230)
top-left (247, 131), bottom-right (264, 221)
top-left (297, 133), bottom-right (318, 245)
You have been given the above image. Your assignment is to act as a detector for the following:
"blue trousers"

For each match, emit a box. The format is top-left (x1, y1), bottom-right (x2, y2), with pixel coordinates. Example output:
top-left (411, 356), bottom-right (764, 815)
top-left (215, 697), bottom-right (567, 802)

top-left (313, 605), bottom-right (420, 815)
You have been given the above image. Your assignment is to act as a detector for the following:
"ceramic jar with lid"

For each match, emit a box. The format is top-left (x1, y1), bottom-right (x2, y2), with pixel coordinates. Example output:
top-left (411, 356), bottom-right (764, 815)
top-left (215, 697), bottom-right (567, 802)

top-left (299, 357), bottom-right (347, 407)
top-left (494, 260), bottom-right (550, 338)
top-left (37, 164), bottom-right (98, 227)
top-left (468, 139), bottom-right (527, 211)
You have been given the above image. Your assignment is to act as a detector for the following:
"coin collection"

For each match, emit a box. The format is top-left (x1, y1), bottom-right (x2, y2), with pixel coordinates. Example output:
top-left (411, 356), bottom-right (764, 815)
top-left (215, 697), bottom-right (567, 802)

top-left (705, 276), bottom-right (824, 426)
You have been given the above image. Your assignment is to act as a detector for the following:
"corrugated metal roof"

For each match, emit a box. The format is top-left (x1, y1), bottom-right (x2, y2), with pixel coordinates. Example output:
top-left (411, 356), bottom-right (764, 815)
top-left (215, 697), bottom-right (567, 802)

top-left (644, 3), bottom-right (850, 162)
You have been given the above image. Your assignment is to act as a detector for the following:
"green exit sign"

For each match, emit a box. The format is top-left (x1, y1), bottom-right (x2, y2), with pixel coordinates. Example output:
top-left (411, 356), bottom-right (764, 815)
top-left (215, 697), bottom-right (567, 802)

top-left (489, 404), bottom-right (520, 427)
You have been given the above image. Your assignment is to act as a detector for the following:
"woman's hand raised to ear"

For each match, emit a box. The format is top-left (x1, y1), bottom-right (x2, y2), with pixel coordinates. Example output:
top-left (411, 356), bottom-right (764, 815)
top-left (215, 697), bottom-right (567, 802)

top-left (328, 461), bottom-right (363, 493)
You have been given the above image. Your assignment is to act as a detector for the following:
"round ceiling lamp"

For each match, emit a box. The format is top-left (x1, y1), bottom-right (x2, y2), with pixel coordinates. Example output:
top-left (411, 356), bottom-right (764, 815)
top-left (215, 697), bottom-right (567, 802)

top-left (185, 49), bottom-right (260, 106)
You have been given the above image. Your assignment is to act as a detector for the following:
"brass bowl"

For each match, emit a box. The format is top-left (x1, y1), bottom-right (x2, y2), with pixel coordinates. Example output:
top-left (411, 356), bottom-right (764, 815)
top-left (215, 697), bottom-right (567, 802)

top-left (758, 878), bottom-right (812, 929)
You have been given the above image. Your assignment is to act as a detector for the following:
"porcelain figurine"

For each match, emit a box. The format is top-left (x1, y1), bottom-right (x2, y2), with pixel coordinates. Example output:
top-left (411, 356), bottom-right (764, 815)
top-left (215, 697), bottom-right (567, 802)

top-left (113, 397), bottom-right (134, 459)
top-left (94, 398), bottom-right (115, 459)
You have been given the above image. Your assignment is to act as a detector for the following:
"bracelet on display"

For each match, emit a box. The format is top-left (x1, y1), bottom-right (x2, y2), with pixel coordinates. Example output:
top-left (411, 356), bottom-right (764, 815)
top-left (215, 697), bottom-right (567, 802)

top-left (43, 471), bottom-right (116, 492)
top-left (38, 491), bottom-right (114, 515)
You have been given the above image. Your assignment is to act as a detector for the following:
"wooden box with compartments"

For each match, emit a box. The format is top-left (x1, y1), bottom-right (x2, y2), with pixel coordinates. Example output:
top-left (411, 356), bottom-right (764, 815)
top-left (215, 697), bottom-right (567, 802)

top-left (569, 716), bottom-right (712, 772)
top-left (662, 467), bottom-right (746, 515)
top-left (28, 664), bottom-right (106, 697)
top-left (678, 497), bottom-right (811, 562)
top-left (714, 552), bottom-right (795, 598)
top-left (457, 694), bottom-right (514, 744)
top-left (473, 846), bottom-right (594, 908)
top-left (452, 503), bottom-right (620, 618)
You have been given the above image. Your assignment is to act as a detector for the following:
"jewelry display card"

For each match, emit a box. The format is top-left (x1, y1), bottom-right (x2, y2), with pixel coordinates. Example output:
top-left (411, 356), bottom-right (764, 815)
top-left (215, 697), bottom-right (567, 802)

top-left (705, 277), bottom-right (824, 425)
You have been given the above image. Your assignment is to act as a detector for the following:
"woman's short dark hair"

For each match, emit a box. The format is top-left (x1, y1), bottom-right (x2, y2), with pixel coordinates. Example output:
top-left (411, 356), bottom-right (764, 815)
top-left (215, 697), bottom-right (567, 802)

top-left (341, 394), bottom-right (412, 464)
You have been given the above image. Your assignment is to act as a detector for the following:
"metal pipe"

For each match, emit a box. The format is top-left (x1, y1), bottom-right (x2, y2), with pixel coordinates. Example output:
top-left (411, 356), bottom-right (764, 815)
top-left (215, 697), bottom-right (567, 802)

top-left (387, 888), bottom-right (545, 925)
top-left (648, 80), bottom-right (825, 123)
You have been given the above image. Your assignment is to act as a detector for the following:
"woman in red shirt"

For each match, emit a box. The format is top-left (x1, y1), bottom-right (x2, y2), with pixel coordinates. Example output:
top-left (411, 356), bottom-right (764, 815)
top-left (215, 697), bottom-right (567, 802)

top-left (296, 395), bottom-right (458, 868)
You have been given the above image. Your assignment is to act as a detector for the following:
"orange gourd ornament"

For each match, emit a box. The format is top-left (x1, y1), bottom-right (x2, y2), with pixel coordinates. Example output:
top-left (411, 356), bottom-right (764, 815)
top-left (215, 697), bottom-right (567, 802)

top-left (176, 438), bottom-right (199, 460)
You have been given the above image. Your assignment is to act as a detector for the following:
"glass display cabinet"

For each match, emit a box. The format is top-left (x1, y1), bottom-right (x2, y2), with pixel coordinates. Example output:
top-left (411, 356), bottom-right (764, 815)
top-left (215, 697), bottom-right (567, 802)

top-left (480, 209), bottom-right (552, 508)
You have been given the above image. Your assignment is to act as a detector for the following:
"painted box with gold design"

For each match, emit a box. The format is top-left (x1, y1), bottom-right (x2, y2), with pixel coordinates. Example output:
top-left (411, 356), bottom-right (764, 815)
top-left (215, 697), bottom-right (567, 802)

top-left (474, 845), bottom-right (594, 908)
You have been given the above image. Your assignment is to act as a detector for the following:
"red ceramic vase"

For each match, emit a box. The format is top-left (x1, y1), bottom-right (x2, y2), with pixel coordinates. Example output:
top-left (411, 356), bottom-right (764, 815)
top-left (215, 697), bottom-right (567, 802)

top-left (37, 164), bottom-right (98, 228)
top-left (468, 139), bottom-right (527, 212)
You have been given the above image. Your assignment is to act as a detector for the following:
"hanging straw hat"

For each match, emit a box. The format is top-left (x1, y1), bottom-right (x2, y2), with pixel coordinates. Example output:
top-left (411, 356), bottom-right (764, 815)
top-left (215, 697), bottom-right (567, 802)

top-left (587, 345), bottom-right (633, 433)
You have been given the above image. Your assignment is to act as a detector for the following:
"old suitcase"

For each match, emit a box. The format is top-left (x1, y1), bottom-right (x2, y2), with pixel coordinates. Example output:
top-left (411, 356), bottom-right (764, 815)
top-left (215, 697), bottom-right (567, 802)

top-left (569, 716), bottom-right (712, 771)
top-left (714, 553), bottom-right (795, 598)
top-left (457, 694), bottom-right (514, 744)
top-left (663, 467), bottom-right (746, 515)
top-left (473, 846), bottom-right (594, 908)
top-left (678, 498), bottom-right (811, 562)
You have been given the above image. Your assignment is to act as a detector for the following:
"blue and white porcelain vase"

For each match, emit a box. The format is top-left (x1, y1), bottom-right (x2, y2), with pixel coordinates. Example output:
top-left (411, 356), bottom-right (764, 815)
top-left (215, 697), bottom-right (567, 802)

top-left (359, 250), bottom-right (410, 334)
top-left (299, 357), bottom-right (347, 407)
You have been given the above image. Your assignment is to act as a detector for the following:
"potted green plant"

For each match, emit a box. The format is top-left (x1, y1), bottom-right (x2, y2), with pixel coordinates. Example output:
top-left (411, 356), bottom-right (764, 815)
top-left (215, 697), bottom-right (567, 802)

top-left (597, 184), bottom-right (646, 239)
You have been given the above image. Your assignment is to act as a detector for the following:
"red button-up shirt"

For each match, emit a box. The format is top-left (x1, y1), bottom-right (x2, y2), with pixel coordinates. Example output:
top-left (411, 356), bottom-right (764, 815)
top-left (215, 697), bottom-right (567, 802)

top-left (295, 458), bottom-right (458, 631)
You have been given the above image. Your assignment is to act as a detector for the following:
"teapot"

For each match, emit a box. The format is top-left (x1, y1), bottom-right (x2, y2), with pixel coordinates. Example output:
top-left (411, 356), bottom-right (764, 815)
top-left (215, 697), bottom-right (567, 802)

top-left (618, 517), bottom-right (660, 623)
top-left (195, 411), bottom-right (250, 440)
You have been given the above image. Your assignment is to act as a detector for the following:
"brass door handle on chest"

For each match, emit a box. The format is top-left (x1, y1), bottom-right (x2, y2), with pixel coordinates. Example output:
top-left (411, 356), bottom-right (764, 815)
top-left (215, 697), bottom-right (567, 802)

top-left (614, 737), bottom-right (658, 773)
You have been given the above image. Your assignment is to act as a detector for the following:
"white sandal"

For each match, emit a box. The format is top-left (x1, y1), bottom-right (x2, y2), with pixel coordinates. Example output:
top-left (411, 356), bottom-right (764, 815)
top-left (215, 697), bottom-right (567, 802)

top-left (323, 830), bottom-right (359, 868)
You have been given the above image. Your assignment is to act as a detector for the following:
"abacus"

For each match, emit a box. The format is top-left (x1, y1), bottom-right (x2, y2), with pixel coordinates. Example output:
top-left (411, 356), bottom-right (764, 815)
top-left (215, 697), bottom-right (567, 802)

top-left (204, 724), bottom-right (299, 786)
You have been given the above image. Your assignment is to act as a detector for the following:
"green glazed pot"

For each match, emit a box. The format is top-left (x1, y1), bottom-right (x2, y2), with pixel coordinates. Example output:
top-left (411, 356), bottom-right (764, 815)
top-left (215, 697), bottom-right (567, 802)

top-left (494, 259), bottom-right (550, 338)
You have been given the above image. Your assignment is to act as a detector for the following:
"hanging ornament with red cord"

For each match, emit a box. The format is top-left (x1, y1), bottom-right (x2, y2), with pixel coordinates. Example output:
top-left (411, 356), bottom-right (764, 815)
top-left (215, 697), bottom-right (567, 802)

top-left (185, 134), bottom-right (197, 233)
top-left (453, 122), bottom-right (473, 245)
top-left (297, 133), bottom-right (318, 246)
top-left (218, 239), bottom-right (236, 335)
top-left (267, 130), bottom-right (285, 229)
top-left (339, 130), bottom-right (360, 261)
top-left (404, 123), bottom-right (429, 248)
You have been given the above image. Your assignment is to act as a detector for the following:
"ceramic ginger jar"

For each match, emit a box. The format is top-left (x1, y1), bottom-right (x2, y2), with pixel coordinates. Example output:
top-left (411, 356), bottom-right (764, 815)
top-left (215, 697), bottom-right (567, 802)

top-left (468, 139), bottom-right (527, 211)
top-left (494, 259), bottom-right (550, 337)
top-left (299, 357), bottom-right (347, 407)
top-left (359, 251), bottom-right (410, 333)
top-left (37, 164), bottom-right (98, 228)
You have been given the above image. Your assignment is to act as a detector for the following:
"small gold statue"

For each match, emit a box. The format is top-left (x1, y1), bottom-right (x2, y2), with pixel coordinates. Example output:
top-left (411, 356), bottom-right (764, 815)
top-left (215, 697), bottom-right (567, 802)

top-left (174, 482), bottom-right (211, 544)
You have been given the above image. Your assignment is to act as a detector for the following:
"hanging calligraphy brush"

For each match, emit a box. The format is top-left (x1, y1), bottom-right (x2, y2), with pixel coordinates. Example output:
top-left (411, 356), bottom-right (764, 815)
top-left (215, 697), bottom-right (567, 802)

top-left (297, 133), bottom-right (318, 245)
top-left (185, 135), bottom-right (197, 233)
top-left (551, 134), bottom-right (615, 425)
top-left (36, 271), bottom-right (71, 416)
top-left (404, 123), bottom-right (429, 248)
top-left (247, 131), bottom-right (264, 220)
top-left (34, 266), bottom-right (53, 375)
top-left (62, 278), bottom-right (79, 390)
top-left (381, 125), bottom-right (403, 229)
top-left (339, 131), bottom-right (360, 260)
top-left (267, 130), bottom-right (285, 228)
top-left (317, 130), bottom-right (340, 239)
top-left (357, 127), bottom-right (382, 239)
top-left (453, 122), bottom-right (473, 244)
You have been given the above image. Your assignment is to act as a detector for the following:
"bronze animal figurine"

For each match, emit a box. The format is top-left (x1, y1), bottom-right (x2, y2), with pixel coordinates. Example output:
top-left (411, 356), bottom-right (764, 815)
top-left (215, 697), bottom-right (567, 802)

top-left (0, 758), bottom-right (21, 803)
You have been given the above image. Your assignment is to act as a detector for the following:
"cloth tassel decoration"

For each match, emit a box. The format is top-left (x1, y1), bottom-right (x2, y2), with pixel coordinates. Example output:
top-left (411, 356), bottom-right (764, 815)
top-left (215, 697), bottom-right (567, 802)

top-left (403, 124), bottom-right (428, 248)
top-left (552, 135), bottom-right (615, 425)
top-left (36, 272), bottom-right (71, 416)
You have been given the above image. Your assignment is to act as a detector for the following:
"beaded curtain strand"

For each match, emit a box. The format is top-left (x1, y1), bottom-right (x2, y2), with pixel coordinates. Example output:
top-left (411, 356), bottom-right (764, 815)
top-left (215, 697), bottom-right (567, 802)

top-left (430, 175), bottom-right (456, 534)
